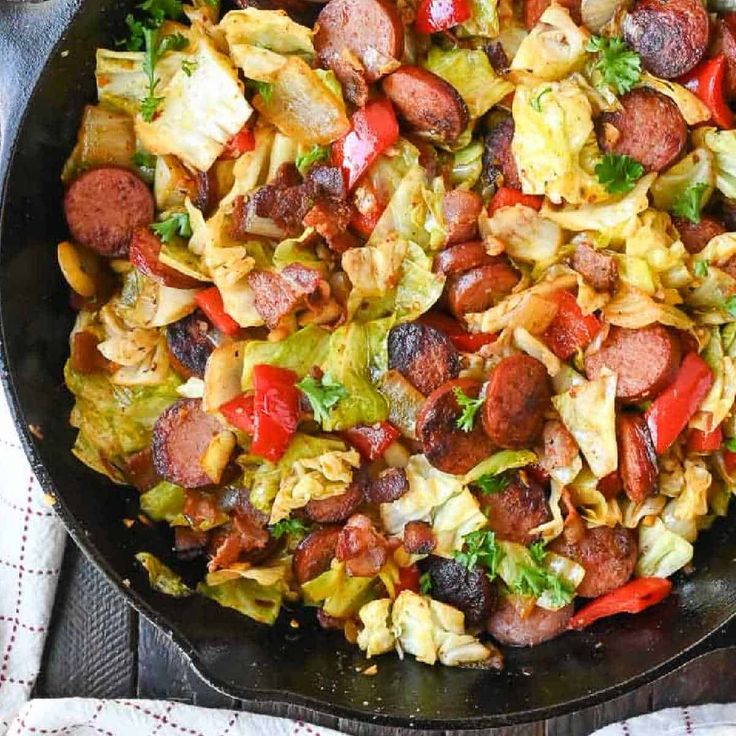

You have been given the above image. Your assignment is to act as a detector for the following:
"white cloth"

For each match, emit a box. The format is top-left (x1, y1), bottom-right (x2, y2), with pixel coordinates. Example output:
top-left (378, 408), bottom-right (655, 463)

top-left (0, 389), bottom-right (735, 736)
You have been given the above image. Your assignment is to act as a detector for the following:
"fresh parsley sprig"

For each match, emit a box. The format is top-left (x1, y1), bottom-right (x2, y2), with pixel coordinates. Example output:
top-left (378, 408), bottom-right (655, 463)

top-left (453, 386), bottom-right (484, 433)
top-left (271, 518), bottom-right (310, 540)
top-left (474, 472), bottom-right (511, 495)
top-left (672, 182), bottom-right (709, 224)
top-left (726, 436), bottom-right (736, 452)
top-left (140, 29), bottom-right (188, 122)
top-left (595, 153), bottom-right (644, 194)
top-left (249, 80), bottom-right (275, 104)
top-left (587, 35), bottom-right (641, 96)
top-left (296, 145), bottom-right (330, 177)
top-left (694, 259), bottom-right (710, 278)
top-left (419, 571), bottom-right (433, 595)
top-left (453, 530), bottom-right (503, 579)
top-left (151, 211), bottom-right (192, 243)
top-left (297, 372), bottom-right (348, 425)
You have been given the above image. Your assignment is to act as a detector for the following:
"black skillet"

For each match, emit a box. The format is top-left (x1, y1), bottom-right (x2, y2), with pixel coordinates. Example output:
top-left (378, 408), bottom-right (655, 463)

top-left (2, 0), bottom-right (736, 731)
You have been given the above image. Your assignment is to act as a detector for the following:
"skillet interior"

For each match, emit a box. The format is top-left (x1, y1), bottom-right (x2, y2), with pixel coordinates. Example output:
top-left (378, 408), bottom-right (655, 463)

top-left (2, 0), bottom-right (736, 729)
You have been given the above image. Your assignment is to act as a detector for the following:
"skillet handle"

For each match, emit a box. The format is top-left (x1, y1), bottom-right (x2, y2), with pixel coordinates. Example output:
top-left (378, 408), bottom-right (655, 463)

top-left (0, 0), bottom-right (82, 172)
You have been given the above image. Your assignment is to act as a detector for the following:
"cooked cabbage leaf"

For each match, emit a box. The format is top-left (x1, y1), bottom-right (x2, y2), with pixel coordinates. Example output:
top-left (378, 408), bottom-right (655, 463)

top-left (635, 518), bottom-right (693, 578)
top-left (135, 552), bottom-right (193, 597)
top-left (220, 8), bottom-right (314, 57)
top-left (198, 577), bottom-right (283, 624)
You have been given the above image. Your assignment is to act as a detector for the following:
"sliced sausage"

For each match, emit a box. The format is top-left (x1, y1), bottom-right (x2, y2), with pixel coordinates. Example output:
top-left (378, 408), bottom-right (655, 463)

top-left (482, 117), bottom-right (521, 192)
top-left (715, 15), bottom-right (736, 101)
top-left (571, 242), bottom-right (618, 292)
top-left (166, 310), bottom-right (216, 379)
top-left (539, 419), bottom-right (579, 478)
top-left (416, 378), bottom-right (497, 475)
top-left (443, 190), bottom-right (483, 245)
top-left (487, 596), bottom-right (573, 646)
top-left (335, 514), bottom-right (389, 577)
top-left (598, 471), bottom-right (623, 500)
top-left (151, 399), bottom-right (225, 488)
top-left (550, 526), bottom-right (638, 598)
top-left (64, 167), bottom-right (154, 257)
top-left (483, 355), bottom-right (551, 449)
top-left (478, 474), bottom-right (550, 545)
top-left (364, 467), bottom-right (409, 504)
top-left (388, 322), bottom-right (461, 396)
top-left (584, 325), bottom-right (681, 403)
top-left (293, 526), bottom-right (340, 584)
top-left (622, 0), bottom-right (709, 79)
top-left (382, 67), bottom-right (469, 145)
top-left (403, 520), bottom-right (436, 554)
top-left (129, 228), bottom-right (203, 289)
top-left (673, 216), bottom-right (726, 255)
top-left (304, 476), bottom-right (366, 523)
top-left (314, 0), bottom-right (403, 107)
top-left (434, 242), bottom-right (494, 276)
top-left (617, 413), bottom-right (658, 503)
top-left (596, 88), bottom-right (687, 173)
top-left (418, 555), bottom-right (495, 626)
top-left (445, 259), bottom-right (521, 319)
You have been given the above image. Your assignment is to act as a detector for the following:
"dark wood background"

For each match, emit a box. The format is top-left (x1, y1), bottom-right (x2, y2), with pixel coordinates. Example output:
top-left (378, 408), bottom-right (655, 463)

top-left (34, 539), bottom-right (736, 736)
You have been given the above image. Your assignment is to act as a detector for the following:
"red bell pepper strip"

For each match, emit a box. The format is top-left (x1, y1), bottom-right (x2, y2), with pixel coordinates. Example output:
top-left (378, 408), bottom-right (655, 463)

top-left (219, 393), bottom-right (256, 435)
top-left (195, 286), bottom-right (241, 337)
top-left (569, 577), bottom-right (673, 630)
top-left (415, 0), bottom-right (471, 34)
top-left (419, 311), bottom-right (497, 352)
top-left (542, 290), bottom-right (601, 360)
top-left (395, 564), bottom-right (422, 595)
top-left (249, 365), bottom-right (301, 462)
top-left (678, 55), bottom-right (734, 130)
top-left (332, 99), bottom-right (399, 191)
top-left (724, 450), bottom-right (736, 476)
top-left (687, 424), bottom-right (723, 453)
top-left (220, 125), bottom-right (256, 159)
top-left (645, 353), bottom-right (714, 455)
top-left (488, 187), bottom-right (543, 216)
top-left (342, 421), bottom-right (400, 461)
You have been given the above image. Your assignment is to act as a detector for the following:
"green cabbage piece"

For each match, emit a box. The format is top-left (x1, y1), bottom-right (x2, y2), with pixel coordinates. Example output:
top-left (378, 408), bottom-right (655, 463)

top-left (703, 128), bottom-right (736, 200)
top-left (463, 450), bottom-right (538, 484)
top-left (457, 0), bottom-right (499, 37)
top-left (65, 360), bottom-right (181, 474)
top-left (140, 481), bottom-right (186, 523)
top-left (198, 577), bottom-right (283, 624)
top-left (301, 562), bottom-right (377, 617)
top-left (425, 47), bottom-right (512, 120)
top-left (135, 552), bottom-right (193, 598)
top-left (221, 7), bottom-right (314, 58)
top-left (650, 148), bottom-right (715, 213)
top-left (635, 518), bottom-right (693, 578)
top-left (451, 141), bottom-right (484, 190)
top-left (241, 324), bottom-right (331, 389)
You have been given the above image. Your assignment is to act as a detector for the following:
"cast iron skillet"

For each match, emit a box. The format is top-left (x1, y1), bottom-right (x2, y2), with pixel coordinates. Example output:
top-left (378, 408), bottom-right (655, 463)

top-left (2, 0), bottom-right (736, 730)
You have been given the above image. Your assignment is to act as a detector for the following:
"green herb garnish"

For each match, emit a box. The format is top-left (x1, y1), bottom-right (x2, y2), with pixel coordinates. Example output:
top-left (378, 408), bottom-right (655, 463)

top-left (271, 518), bottom-right (309, 539)
top-left (453, 530), bottom-right (503, 579)
top-left (672, 182), bottom-right (709, 224)
top-left (595, 153), bottom-right (644, 194)
top-left (297, 372), bottom-right (348, 425)
top-left (151, 211), bottom-right (192, 243)
top-left (249, 80), bottom-right (275, 103)
top-left (453, 386), bottom-right (484, 433)
top-left (296, 145), bottom-right (330, 177)
top-left (531, 87), bottom-right (552, 112)
top-left (587, 36), bottom-right (642, 96)
top-left (419, 571), bottom-right (433, 594)
top-left (131, 151), bottom-right (157, 170)
top-left (140, 29), bottom-right (188, 122)
top-left (694, 259), bottom-right (710, 278)
top-left (475, 472), bottom-right (512, 495)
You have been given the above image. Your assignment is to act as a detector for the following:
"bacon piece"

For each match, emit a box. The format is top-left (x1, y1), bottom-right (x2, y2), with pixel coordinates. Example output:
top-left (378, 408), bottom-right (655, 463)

top-left (336, 514), bottom-right (389, 577)
top-left (403, 520), bottom-right (436, 554)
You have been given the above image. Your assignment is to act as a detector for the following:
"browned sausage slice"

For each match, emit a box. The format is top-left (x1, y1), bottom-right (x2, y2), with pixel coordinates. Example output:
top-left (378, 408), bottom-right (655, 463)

top-left (129, 228), bottom-right (204, 289)
top-left (443, 190), bottom-right (482, 245)
top-left (416, 378), bottom-right (497, 475)
top-left (571, 242), bottom-right (618, 292)
top-left (382, 67), bottom-right (469, 145)
top-left (304, 476), bottom-right (366, 522)
top-left (597, 88), bottom-right (687, 173)
top-left (151, 398), bottom-right (226, 488)
top-left (673, 216), bottom-right (726, 255)
top-left (487, 596), bottom-right (573, 646)
top-left (445, 259), bottom-right (521, 319)
top-left (483, 355), bottom-right (551, 449)
top-left (388, 322), bottom-right (460, 396)
top-left (617, 413), bottom-right (658, 503)
top-left (622, 0), bottom-right (709, 79)
top-left (293, 526), bottom-right (340, 584)
top-left (584, 325), bottom-right (681, 403)
top-left (434, 241), bottom-right (494, 276)
top-left (550, 526), bottom-right (637, 598)
top-left (403, 520), bottom-right (436, 554)
top-left (166, 310), bottom-right (216, 379)
top-left (418, 555), bottom-right (495, 626)
top-left (314, 0), bottom-right (403, 106)
top-left (715, 15), bottom-right (736, 101)
top-left (482, 117), bottom-right (521, 191)
top-left (64, 167), bottom-right (154, 257)
top-left (478, 474), bottom-right (550, 545)
top-left (364, 467), bottom-right (409, 504)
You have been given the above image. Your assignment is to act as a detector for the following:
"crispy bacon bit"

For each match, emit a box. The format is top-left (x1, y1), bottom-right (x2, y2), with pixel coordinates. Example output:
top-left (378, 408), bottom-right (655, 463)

top-left (71, 330), bottom-right (110, 374)
top-left (403, 520), bottom-right (436, 554)
top-left (184, 489), bottom-right (221, 527)
top-left (336, 513), bottom-right (389, 577)
top-left (208, 511), bottom-right (271, 572)
top-left (307, 165), bottom-right (348, 200)
top-left (303, 199), bottom-right (359, 253)
top-left (174, 527), bottom-right (208, 560)
top-left (126, 447), bottom-right (160, 493)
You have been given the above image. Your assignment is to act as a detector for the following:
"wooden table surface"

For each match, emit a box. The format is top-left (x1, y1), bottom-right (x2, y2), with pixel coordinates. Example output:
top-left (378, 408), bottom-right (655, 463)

top-left (33, 539), bottom-right (736, 736)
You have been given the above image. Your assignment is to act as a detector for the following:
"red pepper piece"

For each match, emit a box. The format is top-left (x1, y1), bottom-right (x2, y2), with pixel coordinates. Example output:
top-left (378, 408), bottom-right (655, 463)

top-left (219, 393), bottom-right (256, 435)
top-left (415, 0), bottom-right (471, 34)
top-left (645, 353), bottom-right (714, 455)
top-left (488, 186), bottom-right (543, 215)
top-left (195, 286), bottom-right (241, 337)
top-left (418, 311), bottom-right (497, 352)
top-left (332, 99), bottom-right (399, 191)
top-left (542, 290), bottom-right (601, 360)
top-left (395, 564), bottom-right (422, 595)
top-left (678, 55), bottom-right (734, 130)
top-left (342, 421), bottom-right (400, 461)
top-left (687, 424), bottom-right (723, 453)
top-left (250, 365), bottom-right (301, 462)
top-left (569, 577), bottom-right (673, 630)
top-left (220, 125), bottom-right (256, 159)
top-left (725, 450), bottom-right (736, 475)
